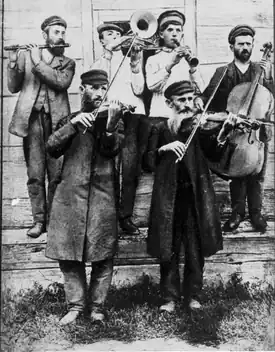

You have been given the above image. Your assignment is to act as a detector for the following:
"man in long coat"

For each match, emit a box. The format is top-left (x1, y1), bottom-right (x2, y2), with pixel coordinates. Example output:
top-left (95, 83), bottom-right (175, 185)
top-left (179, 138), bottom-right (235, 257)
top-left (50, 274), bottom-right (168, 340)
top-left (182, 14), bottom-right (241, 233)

top-left (7, 15), bottom-right (75, 238)
top-left (145, 80), bottom-right (237, 312)
top-left (45, 69), bottom-right (124, 325)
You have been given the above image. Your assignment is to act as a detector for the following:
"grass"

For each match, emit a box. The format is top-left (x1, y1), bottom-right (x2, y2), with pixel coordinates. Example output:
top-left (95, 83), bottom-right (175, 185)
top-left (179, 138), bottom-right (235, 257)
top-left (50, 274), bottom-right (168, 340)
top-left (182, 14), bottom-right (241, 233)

top-left (1, 274), bottom-right (274, 352)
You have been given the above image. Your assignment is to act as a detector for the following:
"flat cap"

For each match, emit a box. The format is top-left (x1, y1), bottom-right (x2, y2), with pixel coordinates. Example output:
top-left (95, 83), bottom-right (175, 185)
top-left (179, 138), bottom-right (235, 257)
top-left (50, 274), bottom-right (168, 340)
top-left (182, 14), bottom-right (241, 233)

top-left (41, 15), bottom-right (67, 31)
top-left (80, 69), bottom-right (108, 86)
top-left (164, 80), bottom-right (194, 99)
top-left (97, 23), bottom-right (124, 35)
top-left (158, 10), bottom-right (185, 29)
top-left (228, 24), bottom-right (255, 44)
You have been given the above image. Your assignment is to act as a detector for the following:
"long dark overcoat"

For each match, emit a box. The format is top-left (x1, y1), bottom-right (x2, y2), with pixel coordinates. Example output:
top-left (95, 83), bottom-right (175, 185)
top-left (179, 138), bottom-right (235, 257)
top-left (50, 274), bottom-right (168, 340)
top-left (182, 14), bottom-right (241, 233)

top-left (145, 120), bottom-right (223, 261)
top-left (45, 113), bottom-right (123, 262)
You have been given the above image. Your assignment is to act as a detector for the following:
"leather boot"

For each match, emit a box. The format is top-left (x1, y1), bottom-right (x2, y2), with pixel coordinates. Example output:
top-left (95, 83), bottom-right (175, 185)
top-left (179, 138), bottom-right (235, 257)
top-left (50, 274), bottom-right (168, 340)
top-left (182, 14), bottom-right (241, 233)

top-left (26, 222), bottom-right (45, 238)
top-left (223, 213), bottom-right (244, 232)
top-left (250, 213), bottom-right (267, 233)
top-left (120, 218), bottom-right (140, 235)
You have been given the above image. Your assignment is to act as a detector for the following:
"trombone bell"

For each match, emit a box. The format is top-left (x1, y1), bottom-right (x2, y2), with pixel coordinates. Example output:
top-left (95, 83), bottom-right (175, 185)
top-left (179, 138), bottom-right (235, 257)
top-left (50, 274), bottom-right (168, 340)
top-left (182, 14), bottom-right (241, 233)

top-left (130, 10), bottom-right (158, 39)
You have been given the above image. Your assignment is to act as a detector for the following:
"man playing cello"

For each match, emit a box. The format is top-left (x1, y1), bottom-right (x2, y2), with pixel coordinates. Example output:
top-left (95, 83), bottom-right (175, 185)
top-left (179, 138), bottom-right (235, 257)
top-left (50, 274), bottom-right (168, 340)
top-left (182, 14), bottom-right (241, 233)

top-left (200, 25), bottom-right (274, 233)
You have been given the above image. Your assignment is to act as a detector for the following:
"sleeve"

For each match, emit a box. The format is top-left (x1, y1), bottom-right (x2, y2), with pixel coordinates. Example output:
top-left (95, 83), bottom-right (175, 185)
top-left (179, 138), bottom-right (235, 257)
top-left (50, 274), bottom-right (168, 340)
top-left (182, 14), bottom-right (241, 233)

top-left (131, 66), bottom-right (145, 96)
top-left (46, 117), bottom-right (77, 158)
top-left (145, 55), bottom-right (170, 92)
top-left (31, 58), bottom-right (76, 91)
top-left (7, 51), bottom-right (26, 93)
top-left (98, 118), bottom-right (125, 158)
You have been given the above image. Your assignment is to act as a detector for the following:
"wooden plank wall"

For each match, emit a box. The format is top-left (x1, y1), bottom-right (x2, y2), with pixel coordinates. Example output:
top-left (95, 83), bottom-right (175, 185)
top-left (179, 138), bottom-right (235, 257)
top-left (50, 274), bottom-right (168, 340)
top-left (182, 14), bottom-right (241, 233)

top-left (2, 0), bottom-right (274, 229)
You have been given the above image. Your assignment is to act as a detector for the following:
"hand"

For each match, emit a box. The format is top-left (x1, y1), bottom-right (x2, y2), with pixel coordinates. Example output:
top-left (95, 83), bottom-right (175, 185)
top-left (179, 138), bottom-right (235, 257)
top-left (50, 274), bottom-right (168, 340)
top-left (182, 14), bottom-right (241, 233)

top-left (106, 99), bottom-right (122, 132)
top-left (194, 97), bottom-right (204, 112)
top-left (130, 44), bottom-right (142, 66)
top-left (217, 112), bottom-right (238, 143)
top-left (9, 49), bottom-right (21, 63)
top-left (71, 112), bottom-right (96, 128)
top-left (260, 58), bottom-right (273, 80)
top-left (159, 140), bottom-right (186, 162)
top-left (105, 35), bottom-right (133, 51)
top-left (25, 44), bottom-right (41, 65)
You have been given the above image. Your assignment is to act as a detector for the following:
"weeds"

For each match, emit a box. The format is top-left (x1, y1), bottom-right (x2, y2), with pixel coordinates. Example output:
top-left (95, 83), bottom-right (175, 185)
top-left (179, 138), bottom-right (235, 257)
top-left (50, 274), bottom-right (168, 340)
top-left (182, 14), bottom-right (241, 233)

top-left (1, 274), bottom-right (274, 351)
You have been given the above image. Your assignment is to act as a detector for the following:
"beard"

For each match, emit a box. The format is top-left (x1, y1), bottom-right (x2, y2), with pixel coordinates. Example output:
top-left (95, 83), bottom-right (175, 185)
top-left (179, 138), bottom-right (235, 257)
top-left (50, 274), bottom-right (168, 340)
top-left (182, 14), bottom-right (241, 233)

top-left (234, 48), bottom-right (252, 63)
top-left (81, 92), bottom-right (101, 112)
top-left (46, 37), bottom-right (65, 56)
top-left (168, 107), bottom-right (196, 135)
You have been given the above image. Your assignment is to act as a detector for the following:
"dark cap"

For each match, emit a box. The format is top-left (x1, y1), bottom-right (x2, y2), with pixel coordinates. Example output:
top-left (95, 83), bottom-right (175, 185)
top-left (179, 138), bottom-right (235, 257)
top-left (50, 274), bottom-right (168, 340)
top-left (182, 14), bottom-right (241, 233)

top-left (80, 69), bottom-right (108, 86)
top-left (158, 10), bottom-right (185, 29)
top-left (228, 24), bottom-right (255, 44)
top-left (41, 15), bottom-right (67, 31)
top-left (164, 80), bottom-right (194, 99)
top-left (97, 23), bottom-right (124, 36)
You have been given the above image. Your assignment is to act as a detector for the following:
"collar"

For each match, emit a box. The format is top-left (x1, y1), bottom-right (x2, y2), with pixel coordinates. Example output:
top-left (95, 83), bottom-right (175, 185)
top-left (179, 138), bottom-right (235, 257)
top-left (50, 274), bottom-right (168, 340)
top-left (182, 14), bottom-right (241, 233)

top-left (156, 46), bottom-right (173, 54)
top-left (234, 60), bottom-right (251, 74)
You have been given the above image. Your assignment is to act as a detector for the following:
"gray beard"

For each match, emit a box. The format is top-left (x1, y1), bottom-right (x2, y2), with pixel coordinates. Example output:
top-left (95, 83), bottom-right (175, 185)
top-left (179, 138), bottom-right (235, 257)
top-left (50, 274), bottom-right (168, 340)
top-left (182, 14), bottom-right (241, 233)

top-left (168, 111), bottom-right (193, 135)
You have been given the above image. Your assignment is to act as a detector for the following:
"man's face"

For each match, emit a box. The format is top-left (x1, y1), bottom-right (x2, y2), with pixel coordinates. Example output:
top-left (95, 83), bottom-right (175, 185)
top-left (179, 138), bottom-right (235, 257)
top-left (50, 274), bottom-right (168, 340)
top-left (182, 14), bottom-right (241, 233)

top-left (81, 83), bottom-right (107, 111)
top-left (168, 92), bottom-right (196, 118)
top-left (231, 35), bottom-right (254, 63)
top-left (159, 24), bottom-right (183, 49)
top-left (44, 24), bottom-right (66, 55)
top-left (100, 30), bottom-right (122, 50)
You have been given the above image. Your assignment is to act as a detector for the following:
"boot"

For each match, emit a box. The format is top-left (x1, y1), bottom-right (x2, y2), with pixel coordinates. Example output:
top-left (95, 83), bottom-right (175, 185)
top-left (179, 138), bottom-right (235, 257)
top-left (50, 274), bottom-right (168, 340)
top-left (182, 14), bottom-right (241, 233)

top-left (223, 212), bottom-right (244, 232)
top-left (26, 222), bottom-right (45, 238)
top-left (120, 218), bottom-right (140, 235)
top-left (250, 213), bottom-right (267, 233)
top-left (59, 310), bottom-right (80, 326)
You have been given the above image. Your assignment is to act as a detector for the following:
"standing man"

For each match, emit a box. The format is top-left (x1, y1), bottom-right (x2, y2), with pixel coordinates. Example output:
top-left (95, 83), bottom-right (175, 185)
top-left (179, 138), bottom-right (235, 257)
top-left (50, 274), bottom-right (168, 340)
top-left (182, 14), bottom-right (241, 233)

top-left (145, 10), bottom-right (204, 121)
top-left (7, 15), bottom-right (76, 238)
top-left (46, 69), bottom-right (124, 325)
top-left (145, 80), bottom-right (237, 312)
top-left (201, 25), bottom-right (274, 233)
top-left (91, 23), bottom-right (146, 235)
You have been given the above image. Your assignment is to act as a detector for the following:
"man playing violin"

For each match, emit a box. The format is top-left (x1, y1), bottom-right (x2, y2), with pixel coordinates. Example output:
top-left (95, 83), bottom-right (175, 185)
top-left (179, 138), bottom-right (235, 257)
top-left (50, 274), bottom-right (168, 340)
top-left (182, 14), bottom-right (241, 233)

top-left (91, 23), bottom-right (146, 235)
top-left (45, 69), bottom-right (124, 325)
top-left (145, 10), bottom-right (204, 120)
top-left (144, 80), bottom-right (238, 312)
top-left (7, 15), bottom-right (76, 238)
top-left (200, 25), bottom-right (274, 233)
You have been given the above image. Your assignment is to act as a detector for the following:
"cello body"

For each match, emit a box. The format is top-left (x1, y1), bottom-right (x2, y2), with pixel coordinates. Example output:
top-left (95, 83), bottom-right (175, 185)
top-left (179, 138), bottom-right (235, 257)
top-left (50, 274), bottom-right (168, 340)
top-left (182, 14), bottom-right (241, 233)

top-left (206, 82), bottom-right (273, 179)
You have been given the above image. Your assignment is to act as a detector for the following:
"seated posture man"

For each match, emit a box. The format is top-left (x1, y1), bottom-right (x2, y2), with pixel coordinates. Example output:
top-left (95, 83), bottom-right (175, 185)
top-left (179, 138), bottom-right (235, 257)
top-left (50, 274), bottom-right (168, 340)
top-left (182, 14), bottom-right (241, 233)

top-left (201, 24), bottom-right (274, 233)
top-left (91, 23), bottom-right (146, 235)
top-left (145, 80), bottom-right (238, 312)
top-left (45, 69), bottom-right (124, 325)
top-left (146, 10), bottom-right (204, 121)
top-left (7, 15), bottom-right (75, 238)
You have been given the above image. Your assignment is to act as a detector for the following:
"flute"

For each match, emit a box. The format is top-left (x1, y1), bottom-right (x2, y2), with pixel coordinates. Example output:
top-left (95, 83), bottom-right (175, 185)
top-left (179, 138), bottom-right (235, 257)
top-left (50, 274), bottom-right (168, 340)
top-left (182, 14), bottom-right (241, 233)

top-left (4, 43), bottom-right (71, 51)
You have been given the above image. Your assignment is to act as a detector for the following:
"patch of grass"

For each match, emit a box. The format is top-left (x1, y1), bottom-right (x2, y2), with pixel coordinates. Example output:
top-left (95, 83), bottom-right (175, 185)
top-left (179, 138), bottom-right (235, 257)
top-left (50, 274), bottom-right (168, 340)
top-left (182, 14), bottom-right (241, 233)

top-left (1, 274), bottom-right (274, 351)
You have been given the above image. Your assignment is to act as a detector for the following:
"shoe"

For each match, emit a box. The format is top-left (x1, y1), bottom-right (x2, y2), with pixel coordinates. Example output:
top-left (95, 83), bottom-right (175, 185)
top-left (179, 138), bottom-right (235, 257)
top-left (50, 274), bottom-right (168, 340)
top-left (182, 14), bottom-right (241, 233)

top-left (189, 299), bottom-right (202, 310)
top-left (250, 213), bottom-right (267, 233)
top-left (59, 310), bottom-right (80, 325)
top-left (222, 213), bottom-right (244, 232)
top-left (90, 310), bottom-right (106, 322)
top-left (120, 218), bottom-right (140, 235)
top-left (159, 301), bottom-right (176, 313)
top-left (26, 222), bottom-right (45, 238)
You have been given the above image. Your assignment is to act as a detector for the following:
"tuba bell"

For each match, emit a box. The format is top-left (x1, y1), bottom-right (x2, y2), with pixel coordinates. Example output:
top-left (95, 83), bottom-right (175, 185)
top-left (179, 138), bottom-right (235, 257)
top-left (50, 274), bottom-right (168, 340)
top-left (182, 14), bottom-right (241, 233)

top-left (129, 10), bottom-right (158, 39)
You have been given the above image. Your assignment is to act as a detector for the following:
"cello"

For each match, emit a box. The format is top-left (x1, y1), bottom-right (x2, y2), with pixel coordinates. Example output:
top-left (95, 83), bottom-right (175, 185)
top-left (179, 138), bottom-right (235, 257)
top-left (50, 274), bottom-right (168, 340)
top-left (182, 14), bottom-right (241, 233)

top-left (201, 42), bottom-right (274, 179)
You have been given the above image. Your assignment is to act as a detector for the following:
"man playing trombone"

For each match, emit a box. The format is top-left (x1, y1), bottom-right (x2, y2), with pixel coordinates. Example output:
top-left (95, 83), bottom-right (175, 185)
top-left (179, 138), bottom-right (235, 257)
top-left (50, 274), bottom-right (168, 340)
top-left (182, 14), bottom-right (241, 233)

top-left (145, 10), bottom-right (204, 121)
top-left (7, 15), bottom-right (76, 238)
top-left (91, 22), bottom-right (146, 235)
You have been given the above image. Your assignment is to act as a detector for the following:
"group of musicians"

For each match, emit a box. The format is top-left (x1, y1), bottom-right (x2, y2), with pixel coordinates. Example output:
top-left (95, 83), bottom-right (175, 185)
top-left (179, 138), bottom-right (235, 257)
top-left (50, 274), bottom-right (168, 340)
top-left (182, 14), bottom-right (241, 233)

top-left (6, 10), bottom-right (273, 325)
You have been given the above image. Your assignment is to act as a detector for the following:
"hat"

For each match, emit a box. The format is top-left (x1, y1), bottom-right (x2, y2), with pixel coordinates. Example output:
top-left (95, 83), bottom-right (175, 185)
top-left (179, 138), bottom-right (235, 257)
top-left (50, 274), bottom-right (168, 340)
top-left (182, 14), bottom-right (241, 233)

top-left (228, 24), bottom-right (255, 44)
top-left (97, 23), bottom-right (124, 35)
top-left (164, 80), bottom-right (194, 99)
top-left (80, 69), bottom-right (108, 86)
top-left (158, 10), bottom-right (185, 29)
top-left (41, 15), bottom-right (67, 31)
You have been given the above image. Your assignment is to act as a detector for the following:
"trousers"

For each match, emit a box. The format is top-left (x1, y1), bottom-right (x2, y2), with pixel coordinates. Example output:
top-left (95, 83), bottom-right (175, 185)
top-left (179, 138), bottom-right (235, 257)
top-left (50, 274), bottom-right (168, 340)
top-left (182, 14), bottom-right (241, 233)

top-left (23, 109), bottom-right (62, 224)
top-left (119, 113), bottom-right (145, 220)
top-left (59, 258), bottom-right (113, 312)
top-left (160, 185), bottom-right (205, 303)
top-left (229, 142), bottom-right (269, 217)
